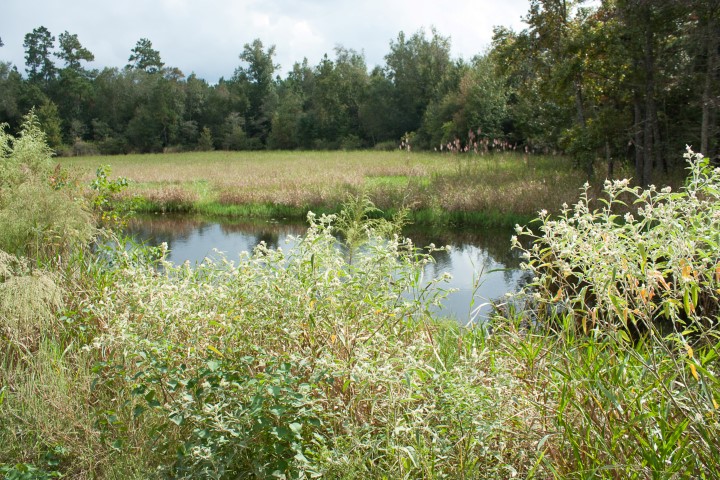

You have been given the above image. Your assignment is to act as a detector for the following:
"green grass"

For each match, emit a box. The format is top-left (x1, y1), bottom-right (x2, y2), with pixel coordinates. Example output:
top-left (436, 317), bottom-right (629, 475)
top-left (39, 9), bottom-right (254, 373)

top-left (62, 150), bottom-right (598, 227)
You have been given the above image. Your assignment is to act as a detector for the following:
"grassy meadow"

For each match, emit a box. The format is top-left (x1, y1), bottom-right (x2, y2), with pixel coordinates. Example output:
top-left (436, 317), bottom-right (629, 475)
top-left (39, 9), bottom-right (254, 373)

top-left (62, 150), bottom-right (604, 226)
top-left (2, 116), bottom-right (719, 479)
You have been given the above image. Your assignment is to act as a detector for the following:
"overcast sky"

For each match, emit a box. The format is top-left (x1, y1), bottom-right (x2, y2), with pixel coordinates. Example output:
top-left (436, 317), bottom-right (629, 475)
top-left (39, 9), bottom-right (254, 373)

top-left (2, 0), bottom-right (531, 83)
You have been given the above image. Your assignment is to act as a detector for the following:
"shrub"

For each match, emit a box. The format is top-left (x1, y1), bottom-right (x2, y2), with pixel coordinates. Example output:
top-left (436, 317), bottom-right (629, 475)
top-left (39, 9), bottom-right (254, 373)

top-left (507, 146), bottom-right (720, 477)
top-left (339, 134), bottom-right (363, 150)
top-left (0, 111), bottom-right (54, 189)
top-left (97, 136), bottom-right (130, 155)
top-left (0, 113), bottom-right (95, 261)
top-left (197, 127), bottom-right (215, 151)
top-left (90, 208), bottom-right (459, 478)
top-left (90, 164), bottom-right (133, 228)
top-left (373, 140), bottom-right (398, 151)
top-left (515, 146), bottom-right (720, 339)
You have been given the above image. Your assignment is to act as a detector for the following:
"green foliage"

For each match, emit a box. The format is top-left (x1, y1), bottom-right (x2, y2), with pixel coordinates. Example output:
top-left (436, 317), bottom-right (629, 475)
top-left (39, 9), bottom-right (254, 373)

top-left (35, 100), bottom-right (63, 148)
top-left (197, 126), bottom-right (214, 151)
top-left (23, 26), bottom-right (56, 84)
top-left (0, 111), bottom-right (54, 187)
top-left (127, 38), bottom-right (164, 74)
top-left (267, 88), bottom-right (303, 149)
top-left (234, 38), bottom-right (279, 143)
top-left (56, 30), bottom-right (94, 70)
top-left (90, 164), bottom-right (131, 227)
top-left (510, 147), bottom-right (720, 475)
top-left (0, 111), bottom-right (94, 260)
top-left (89, 205), bottom-right (477, 478)
top-left (516, 147), bottom-right (720, 335)
top-left (385, 28), bottom-right (454, 138)
top-left (334, 193), bottom-right (407, 263)
top-left (4, 5), bottom-right (717, 163)
top-left (0, 463), bottom-right (61, 479)
top-left (0, 62), bottom-right (23, 128)
top-left (2, 122), bottom-right (719, 477)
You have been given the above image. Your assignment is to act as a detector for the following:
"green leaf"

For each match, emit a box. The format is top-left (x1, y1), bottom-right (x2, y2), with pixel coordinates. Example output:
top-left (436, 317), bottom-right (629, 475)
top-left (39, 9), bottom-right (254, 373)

top-left (169, 413), bottom-right (184, 426)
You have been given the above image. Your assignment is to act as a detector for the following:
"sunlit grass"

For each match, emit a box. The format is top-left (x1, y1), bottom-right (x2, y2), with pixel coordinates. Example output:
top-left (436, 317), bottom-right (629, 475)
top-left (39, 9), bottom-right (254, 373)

top-left (62, 150), bottom-right (596, 225)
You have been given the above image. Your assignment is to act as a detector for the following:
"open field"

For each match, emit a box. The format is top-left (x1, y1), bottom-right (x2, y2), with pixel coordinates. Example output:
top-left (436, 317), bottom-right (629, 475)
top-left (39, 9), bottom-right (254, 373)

top-left (62, 150), bottom-right (606, 226)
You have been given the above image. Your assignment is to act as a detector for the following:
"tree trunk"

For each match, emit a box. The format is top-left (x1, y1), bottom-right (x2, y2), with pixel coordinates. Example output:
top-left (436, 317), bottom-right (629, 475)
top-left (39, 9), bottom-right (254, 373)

top-left (701, 13), bottom-right (718, 156)
top-left (642, 7), bottom-right (655, 186)
top-left (574, 77), bottom-right (587, 127)
top-left (652, 102), bottom-right (665, 173)
top-left (634, 94), bottom-right (645, 184)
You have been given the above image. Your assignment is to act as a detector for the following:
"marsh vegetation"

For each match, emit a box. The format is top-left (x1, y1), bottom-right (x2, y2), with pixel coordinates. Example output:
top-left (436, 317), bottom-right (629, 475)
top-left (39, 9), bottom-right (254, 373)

top-left (2, 106), bottom-right (719, 479)
top-left (2, 0), bottom-right (719, 476)
top-left (62, 149), bottom-right (619, 228)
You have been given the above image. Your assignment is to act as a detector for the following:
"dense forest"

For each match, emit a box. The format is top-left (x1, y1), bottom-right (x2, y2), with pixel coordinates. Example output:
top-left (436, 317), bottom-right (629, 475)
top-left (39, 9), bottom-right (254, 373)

top-left (1, 0), bottom-right (719, 184)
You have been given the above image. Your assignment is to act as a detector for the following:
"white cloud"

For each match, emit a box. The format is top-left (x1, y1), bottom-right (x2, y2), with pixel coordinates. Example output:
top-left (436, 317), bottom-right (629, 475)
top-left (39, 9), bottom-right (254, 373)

top-left (1, 0), bottom-right (530, 83)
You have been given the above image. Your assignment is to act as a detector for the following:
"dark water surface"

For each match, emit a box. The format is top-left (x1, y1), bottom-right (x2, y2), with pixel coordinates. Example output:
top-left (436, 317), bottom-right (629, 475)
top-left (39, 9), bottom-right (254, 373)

top-left (125, 214), bottom-right (528, 323)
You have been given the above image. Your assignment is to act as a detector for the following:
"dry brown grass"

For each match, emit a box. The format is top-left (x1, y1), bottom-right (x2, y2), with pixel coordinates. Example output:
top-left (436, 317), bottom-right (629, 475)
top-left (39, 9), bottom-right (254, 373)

top-left (63, 150), bottom-right (603, 217)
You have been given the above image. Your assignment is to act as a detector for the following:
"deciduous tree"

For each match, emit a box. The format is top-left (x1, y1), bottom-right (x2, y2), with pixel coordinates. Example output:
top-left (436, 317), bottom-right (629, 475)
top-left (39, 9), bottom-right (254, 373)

top-left (234, 39), bottom-right (279, 143)
top-left (385, 28), bottom-right (453, 141)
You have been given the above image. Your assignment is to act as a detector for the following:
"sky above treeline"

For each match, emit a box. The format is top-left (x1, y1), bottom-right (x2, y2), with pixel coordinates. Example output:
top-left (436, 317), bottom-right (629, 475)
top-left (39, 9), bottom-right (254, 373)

top-left (2, 0), bottom-right (531, 83)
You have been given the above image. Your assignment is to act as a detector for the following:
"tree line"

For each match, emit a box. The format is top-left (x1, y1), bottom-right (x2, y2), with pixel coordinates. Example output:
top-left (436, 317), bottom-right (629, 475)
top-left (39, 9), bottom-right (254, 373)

top-left (1, 0), bottom-right (718, 184)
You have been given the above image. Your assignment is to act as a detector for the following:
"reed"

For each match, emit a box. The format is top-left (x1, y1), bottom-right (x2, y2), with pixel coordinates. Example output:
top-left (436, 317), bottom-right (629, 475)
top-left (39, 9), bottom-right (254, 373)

top-left (62, 150), bottom-right (618, 227)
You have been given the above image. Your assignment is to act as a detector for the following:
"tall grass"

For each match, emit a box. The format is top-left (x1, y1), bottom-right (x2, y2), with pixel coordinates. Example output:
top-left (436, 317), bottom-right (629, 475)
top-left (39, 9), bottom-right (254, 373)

top-left (2, 115), bottom-right (717, 478)
top-left (0, 114), bottom-right (94, 261)
top-left (0, 114), bottom-right (148, 478)
top-left (62, 150), bottom-right (622, 227)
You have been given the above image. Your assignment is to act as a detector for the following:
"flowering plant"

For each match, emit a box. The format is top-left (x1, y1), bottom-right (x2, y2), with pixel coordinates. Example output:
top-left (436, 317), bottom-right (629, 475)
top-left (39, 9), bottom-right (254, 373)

top-left (514, 147), bottom-right (720, 339)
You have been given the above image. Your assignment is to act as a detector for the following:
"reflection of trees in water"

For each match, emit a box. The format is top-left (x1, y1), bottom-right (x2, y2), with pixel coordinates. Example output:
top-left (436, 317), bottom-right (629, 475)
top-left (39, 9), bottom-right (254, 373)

top-left (405, 225), bottom-right (526, 284)
top-left (125, 214), bottom-right (207, 247)
top-left (425, 247), bottom-right (451, 276)
top-left (125, 215), bottom-right (531, 321)
top-left (516, 271), bottom-right (535, 291)
top-left (126, 216), bottom-right (527, 283)
top-left (126, 215), bottom-right (309, 252)
top-left (218, 220), bottom-right (307, 237)
top-left (405, 225), bottom-right (522, 267)
top-left (219, 220), bottom-right (307, 250)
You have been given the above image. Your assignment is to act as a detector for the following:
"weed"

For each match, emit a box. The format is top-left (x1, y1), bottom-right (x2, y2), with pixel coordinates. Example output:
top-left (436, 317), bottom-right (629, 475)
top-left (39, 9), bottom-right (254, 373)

top-left (504, 147), bottom-right (720, 477)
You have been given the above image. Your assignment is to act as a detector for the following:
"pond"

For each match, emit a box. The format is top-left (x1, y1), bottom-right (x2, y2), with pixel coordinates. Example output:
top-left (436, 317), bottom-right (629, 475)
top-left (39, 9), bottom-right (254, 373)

top-left (125, 214), bottom-right (530, 324)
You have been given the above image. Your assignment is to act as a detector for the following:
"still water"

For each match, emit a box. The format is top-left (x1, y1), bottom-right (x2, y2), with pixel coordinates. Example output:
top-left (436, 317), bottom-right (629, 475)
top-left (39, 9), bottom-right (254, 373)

top-left (125, 214), bottom-right (528, 323)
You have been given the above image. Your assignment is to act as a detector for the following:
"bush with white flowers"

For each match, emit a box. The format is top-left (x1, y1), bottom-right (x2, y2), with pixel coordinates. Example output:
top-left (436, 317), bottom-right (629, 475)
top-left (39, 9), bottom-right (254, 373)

top-left (515, 147), bottom-right (720, 338)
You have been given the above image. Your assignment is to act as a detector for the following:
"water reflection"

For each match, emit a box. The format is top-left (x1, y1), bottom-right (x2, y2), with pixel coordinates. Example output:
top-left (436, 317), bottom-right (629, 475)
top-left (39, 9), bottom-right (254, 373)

top-left (125, 214), bottom-right (527, 323)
